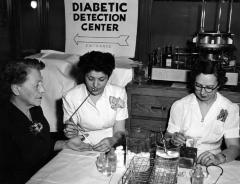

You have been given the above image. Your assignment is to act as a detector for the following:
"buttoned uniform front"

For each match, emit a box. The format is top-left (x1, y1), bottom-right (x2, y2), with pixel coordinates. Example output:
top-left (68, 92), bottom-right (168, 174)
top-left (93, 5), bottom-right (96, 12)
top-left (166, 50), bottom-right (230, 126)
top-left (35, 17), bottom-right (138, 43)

top-left (167, 92), bottom-right (239, 156)
top-left (62, 83), bottom-right (128, 144)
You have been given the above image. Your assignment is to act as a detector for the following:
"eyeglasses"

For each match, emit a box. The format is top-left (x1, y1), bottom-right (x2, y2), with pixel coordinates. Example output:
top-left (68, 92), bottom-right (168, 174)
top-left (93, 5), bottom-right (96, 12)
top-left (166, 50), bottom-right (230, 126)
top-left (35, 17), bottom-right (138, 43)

top-left (194, 82), bottom-right (218, 93)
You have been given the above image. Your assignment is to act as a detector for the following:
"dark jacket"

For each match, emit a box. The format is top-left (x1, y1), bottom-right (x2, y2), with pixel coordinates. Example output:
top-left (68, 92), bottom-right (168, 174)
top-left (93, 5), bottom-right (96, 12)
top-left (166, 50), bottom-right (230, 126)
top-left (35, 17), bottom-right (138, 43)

top-left (0, 102), bottom-right (55, 184)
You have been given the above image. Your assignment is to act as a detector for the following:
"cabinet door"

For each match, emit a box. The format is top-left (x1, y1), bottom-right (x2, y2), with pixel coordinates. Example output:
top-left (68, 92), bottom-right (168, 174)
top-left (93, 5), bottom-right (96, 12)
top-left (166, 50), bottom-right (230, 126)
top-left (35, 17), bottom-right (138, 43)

top-left (131, 94), bottom-right (178, 119)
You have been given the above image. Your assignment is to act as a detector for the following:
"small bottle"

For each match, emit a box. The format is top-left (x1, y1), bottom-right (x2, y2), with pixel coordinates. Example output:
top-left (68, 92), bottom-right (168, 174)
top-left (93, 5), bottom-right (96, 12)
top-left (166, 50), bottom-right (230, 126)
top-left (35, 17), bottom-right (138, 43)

top-left (115, 146), bottom-right (125, 169)
top-left (107, 148), bottom-right (117, 174)
top-left (148, 53), bottom-right (153, 80)
top-left (153, 49), bottom-right (158, 66)
top-left (165, 45), bottom-right (173, 68)
top-left (191, 165), bottom-right (204, 184)
top-left (157, 47), bottom-right (163, 67)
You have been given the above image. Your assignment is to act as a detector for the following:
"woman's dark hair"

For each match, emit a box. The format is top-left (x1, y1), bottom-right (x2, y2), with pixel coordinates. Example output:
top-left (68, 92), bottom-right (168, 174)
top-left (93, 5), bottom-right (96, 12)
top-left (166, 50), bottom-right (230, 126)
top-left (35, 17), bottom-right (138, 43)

top-left (189, 59), bottom-right (227, 91)
top-left (76, 51), bottom-right (115, 83)
top-left (0, 58), bottom-right (45, 100)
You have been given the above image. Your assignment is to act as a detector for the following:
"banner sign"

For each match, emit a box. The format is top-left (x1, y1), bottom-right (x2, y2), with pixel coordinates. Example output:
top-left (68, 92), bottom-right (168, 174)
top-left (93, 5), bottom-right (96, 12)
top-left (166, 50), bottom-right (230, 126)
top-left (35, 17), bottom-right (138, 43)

top-left (64, 0), bottom-right (138, 57)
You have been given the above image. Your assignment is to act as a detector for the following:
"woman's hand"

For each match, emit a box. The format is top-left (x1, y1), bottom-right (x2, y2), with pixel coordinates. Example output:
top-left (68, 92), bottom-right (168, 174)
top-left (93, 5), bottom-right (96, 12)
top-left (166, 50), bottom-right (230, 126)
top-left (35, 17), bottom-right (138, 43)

top-left (64, 136), bottom-right (93, 152)
top-left (64, 119), bottom-right (78, 138)
top-left (171, 132), bottom-right (186, 146)
top-left (197, 151), bottom-right (222, 166)
top-left (64, 119), bottom-right (85, 139)
top-left (93, 137), bottom-right (116, 152)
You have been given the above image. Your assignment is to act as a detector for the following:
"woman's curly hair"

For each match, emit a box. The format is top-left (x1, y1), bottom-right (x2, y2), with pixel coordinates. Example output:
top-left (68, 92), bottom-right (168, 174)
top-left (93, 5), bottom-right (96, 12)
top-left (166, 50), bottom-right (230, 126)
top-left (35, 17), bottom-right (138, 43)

top-left (189, 59), bottom-right (227, 91)
top-left (75, 51), bottom-right (115, 83)
top-left (0, 58), bottom-right (45, 100)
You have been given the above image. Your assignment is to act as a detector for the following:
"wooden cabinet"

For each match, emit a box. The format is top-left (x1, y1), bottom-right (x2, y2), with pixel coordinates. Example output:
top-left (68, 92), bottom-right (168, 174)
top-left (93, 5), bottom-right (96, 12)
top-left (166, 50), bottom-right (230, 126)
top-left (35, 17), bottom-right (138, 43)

top-left (126, 82), bottom-right (240, 133)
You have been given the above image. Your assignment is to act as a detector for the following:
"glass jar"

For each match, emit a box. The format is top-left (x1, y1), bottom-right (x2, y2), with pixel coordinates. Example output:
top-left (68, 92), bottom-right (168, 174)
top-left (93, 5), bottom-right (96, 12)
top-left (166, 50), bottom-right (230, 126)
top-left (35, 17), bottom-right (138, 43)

top-left (152, 146), bottom-right (180, 184)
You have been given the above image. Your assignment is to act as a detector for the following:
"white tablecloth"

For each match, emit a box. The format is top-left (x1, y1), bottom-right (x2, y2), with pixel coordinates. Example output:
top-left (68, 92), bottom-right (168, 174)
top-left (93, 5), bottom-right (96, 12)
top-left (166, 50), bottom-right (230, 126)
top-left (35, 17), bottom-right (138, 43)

top-left (26, 149), bottom-right (124, 184)
top-left (177, 162), bottom-right (240, 184)
top-left (28, 50), bottom-right (134, 132)
top-left (27, 148), bottom-right (240, 184)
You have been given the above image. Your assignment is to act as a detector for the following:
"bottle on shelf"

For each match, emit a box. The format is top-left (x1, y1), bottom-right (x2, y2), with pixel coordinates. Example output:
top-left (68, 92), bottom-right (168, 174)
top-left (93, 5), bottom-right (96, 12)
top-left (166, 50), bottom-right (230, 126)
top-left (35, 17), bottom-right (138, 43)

top-left (171, 46), bottom-right (177, 69)
top-left (165, 45), bottom-right (173, 68)
top-left (156, 47), bottom-right (163, 67)
top-left (153, 49), bottom-right (158, 66)
top-left (148, 53), bottom-right (153, 80)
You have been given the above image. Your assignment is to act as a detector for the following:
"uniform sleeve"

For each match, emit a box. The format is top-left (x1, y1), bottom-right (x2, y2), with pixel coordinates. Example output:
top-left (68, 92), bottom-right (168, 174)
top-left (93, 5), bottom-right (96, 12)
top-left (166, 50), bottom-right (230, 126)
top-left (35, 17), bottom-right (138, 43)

top-left (224, 103), bottom-right (240, 138)
top-left (116, 87), bottom-right (129, 121)
top-left (167, 100), bottom-right (184, 134)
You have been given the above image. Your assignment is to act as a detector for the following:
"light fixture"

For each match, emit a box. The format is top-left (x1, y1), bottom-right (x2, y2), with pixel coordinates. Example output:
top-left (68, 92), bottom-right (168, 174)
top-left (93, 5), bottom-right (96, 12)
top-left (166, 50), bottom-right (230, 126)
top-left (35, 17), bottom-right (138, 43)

top-left (30, 0), bottom-right (37, 9)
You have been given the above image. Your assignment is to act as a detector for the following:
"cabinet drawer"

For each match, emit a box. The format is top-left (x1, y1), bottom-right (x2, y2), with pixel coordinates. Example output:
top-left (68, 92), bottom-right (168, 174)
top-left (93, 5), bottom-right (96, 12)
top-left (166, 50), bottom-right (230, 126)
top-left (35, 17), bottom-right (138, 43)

top-left (131, 94), bottom-right (178, 118)
top-left (130, 118), bottom-right (167, 132)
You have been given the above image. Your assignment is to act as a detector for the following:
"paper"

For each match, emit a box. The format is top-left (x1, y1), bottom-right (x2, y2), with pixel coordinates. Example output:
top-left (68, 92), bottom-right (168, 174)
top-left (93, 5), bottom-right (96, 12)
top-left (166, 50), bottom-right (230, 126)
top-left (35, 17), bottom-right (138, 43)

top-left (83, 128), bottom-right (113, 145)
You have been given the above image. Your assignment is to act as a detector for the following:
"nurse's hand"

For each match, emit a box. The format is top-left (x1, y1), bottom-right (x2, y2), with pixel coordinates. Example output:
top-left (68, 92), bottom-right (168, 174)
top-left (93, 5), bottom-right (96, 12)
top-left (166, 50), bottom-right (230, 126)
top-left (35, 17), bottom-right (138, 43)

top-left (197, 151), bottom-right (222, 166)
top-left (171, 132), bottom-right (186, 146)
top-left (93, 137), bottom-right (116, 152)
top-left (64, 136), bottom-right (93, 152)
top-left (64, 119), bottom-right (85, 139)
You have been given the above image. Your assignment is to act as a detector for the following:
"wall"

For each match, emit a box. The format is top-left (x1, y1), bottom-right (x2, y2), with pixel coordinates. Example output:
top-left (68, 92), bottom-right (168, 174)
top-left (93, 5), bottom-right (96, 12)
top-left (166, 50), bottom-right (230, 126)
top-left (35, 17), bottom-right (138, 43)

top-left (0, 0), bottom-right (11, 63)
top-left (20, 0), bottom-right (41, 54)
top-left (48, 0), bottom-right (65, 51)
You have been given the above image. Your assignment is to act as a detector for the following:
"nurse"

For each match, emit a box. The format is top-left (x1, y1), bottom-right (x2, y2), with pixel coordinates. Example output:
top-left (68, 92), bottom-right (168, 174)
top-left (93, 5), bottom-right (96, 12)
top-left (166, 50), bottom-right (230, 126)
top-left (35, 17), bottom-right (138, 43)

top-left (63, 51), bottom-right (128, 152)
top-left (165, 60), bottom-right (240, 166)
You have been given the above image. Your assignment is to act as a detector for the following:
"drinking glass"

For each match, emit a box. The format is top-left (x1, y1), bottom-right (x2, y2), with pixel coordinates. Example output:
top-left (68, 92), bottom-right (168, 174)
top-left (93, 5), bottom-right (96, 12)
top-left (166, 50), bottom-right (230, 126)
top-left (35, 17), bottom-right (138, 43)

top-left (102, 159), bottom-right (112, 177)
top-left (96, 152), bottom-right (107, 173)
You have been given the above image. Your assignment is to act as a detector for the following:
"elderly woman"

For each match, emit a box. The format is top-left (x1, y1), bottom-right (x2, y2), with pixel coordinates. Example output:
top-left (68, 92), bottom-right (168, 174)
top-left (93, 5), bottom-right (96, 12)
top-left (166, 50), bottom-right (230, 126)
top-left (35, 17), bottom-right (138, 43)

top-left (0, 59), bottom-right (91, 184)
top-left (63, 51), bottom-right (128, 152)
top-left (165, 60), bottom-right (240, 166)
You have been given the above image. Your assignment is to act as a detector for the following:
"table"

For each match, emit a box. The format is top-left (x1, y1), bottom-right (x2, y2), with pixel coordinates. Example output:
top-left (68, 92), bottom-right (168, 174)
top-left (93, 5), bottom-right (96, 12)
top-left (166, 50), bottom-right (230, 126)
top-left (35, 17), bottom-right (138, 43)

top-left (177, 161), bottom-right (240, 184)
top-left (27, 149), bottom-right (240, 184)
top-left (26, 149), bottom-right (124, 184)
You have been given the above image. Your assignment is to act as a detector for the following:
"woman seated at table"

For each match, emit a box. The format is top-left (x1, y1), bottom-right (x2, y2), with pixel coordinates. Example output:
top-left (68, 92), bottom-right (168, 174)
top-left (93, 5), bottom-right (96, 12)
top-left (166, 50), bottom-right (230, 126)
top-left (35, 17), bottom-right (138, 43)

top-left (0, 59), bottom-right (92, 184)
top-left (165, 60), bottom-right (240, 166)
top-left (63, 51), bottom-right (128, 152)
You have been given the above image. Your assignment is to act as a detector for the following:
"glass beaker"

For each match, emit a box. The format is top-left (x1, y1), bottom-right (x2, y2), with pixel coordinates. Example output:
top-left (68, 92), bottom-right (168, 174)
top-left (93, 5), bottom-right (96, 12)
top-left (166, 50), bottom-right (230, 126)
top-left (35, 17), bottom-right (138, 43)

top-left (151, 147), bottom-right (180, 184)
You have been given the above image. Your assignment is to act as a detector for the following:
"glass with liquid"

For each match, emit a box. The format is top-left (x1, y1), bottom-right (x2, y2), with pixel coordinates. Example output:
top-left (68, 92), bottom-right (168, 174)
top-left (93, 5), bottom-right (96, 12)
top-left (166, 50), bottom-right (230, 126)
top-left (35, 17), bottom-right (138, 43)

top-left (96, 152), bottom-right (107, 173)
top-left (152, 146), bottom-right (180, 184)
top-left (96, 151), bottom-right (117, 177)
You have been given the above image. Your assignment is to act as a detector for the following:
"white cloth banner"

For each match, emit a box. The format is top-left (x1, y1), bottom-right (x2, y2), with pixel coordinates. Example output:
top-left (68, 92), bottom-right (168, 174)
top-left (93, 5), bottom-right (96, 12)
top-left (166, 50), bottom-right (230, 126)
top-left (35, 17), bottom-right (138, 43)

top-left (64, 0), bottom-right (138, 57)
